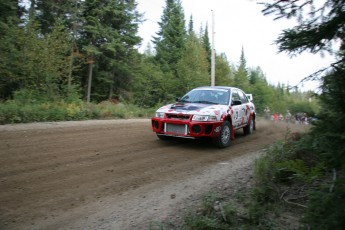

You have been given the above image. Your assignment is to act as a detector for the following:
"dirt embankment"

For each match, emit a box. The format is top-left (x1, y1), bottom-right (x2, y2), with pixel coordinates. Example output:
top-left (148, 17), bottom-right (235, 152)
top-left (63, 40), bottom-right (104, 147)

top-left (0, 119), bottom-right (306, 229)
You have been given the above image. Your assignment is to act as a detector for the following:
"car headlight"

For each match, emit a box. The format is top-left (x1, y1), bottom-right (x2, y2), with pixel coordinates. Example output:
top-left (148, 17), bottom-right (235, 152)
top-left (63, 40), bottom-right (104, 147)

top-left (192, 115), bottom-right (218, 121)
top-left (155, 112), bottom-right (165, 118)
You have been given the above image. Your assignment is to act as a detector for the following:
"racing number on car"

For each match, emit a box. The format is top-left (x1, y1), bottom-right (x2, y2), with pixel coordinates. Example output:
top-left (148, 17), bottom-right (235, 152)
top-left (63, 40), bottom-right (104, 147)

top-left (235, 111), bottom-right (239, 120)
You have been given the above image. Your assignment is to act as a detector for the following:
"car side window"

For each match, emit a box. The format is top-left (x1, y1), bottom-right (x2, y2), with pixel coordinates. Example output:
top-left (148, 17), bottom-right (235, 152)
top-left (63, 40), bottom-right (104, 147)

top-left (231, 90), bottom-right (241, 106)
top-left (238, 90), bottom-right (249, 104)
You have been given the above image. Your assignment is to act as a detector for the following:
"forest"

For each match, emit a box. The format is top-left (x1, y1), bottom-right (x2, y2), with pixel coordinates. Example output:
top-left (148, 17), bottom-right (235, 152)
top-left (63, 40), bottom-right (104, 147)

top-left (1, 0), bottom-right (345, 228)
top-left (0, 0), bottom-right (317, 124)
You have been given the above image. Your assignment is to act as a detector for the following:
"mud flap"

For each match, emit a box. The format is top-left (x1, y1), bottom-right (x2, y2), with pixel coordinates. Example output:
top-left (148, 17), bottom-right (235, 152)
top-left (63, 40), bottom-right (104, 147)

top-left (231, 126), bottom-right (235, 140)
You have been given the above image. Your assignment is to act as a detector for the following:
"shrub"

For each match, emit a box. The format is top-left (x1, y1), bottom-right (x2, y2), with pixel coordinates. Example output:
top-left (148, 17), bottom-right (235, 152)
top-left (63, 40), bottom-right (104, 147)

top-left (184, 214), bottom-right (223, 230)
top-left (0, 99), bottom-right (154, 124)
top-left (302, 170), bottom-right (345, 229)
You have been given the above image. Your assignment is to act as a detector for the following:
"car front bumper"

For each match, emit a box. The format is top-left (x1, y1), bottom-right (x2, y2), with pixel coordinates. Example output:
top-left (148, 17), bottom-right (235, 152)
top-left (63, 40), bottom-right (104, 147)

top-left (151, 117), bottom-right (223, 138)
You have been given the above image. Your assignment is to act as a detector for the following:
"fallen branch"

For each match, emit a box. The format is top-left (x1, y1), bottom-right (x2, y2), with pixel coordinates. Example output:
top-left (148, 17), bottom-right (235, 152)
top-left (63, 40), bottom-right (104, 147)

top-left (281, 189), bottom-right (307, 208)
top-left (280, 190), bottom-right (289, 200)
top-left (287, 194), bottom-right (308, 201)
top-left (283, 197), bottom-right (307, 208)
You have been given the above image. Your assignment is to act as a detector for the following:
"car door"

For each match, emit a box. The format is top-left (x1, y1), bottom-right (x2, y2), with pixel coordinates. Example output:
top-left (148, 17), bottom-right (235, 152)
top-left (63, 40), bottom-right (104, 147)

top-left (230, 90), bottom-right (243, 128)
top-left (237, 89), bottom-right (250, 126)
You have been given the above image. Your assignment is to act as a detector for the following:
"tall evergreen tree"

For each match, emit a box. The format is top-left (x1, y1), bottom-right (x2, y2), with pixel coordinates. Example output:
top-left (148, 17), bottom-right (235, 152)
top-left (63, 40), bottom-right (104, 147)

top-left (234, 47), bottom-right (250, 91)
top-left (153, 0), bottom-right (186, 74)
top-left (80, 0), bottom-right (142, 102)
top-left (202, 24), bottom-right (212, 74)
top-left (35, 0), bottom-right (83, 34)
top-left (33, 0), bottom-right (84, 95)
top-left (215, 53), bottom-right (232, 86)
top-left (188, 15), bottom-right (193, 35)
top-left (261, 0), bottom-right (345, 228)
top-left (0, 0), bottom-right (23, 26)
top-left (0, 0), bottom-right (26, 98)
top-left (176, 26), bottom-right (209, 94)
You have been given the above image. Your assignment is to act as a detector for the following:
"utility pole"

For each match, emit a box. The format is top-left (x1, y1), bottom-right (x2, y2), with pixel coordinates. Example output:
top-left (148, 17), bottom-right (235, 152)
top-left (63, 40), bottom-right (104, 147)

top-left (211, 10), bottom-right (216, 86)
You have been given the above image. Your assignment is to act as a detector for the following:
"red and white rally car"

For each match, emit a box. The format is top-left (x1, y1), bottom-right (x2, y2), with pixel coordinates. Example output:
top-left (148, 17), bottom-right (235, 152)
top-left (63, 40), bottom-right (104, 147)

top-left (151, 86), bottom-right (256, 148)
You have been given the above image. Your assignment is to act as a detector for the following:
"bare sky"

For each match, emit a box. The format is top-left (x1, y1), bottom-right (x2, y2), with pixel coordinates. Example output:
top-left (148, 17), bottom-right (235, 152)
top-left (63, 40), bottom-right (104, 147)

top-left (137, 0), bottom-right (335, 91)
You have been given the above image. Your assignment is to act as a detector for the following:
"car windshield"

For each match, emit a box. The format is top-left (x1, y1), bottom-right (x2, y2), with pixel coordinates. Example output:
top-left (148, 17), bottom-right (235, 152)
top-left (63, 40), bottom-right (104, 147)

top-left (179, 89), bottom-right (230, 105)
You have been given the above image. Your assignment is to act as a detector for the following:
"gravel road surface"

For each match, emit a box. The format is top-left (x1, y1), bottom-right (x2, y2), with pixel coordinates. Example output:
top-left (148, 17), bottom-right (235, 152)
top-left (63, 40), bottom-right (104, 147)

top-left (0, 119), bottom-right (306, 229)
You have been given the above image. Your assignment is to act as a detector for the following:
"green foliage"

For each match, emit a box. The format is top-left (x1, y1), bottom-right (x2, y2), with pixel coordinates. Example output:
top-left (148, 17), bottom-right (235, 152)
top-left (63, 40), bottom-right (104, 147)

top-left (184, 214), bottom-right (223, 230)
top-left (275, 159), bottom-right (324, 183)
top-left (0, 101), bottom-right (67, 124)
top-left (131, 56), bottom-right (167, 107)
top-left (215, 53), bottom-right (232, 86)
top-left (234, 47), bottom-right (250, 92)
top-left (255, 132), bottom-right (325, 185)
top-left (247, 200), bottom-right (269, 225)
top-left (183, 192), bottom-right (243, 229)
top-left (0, 19), bottom-right (72, 99)
top-left (221, 203), bottom-right (237, 224)
top-left (0, 0), bottom-right (21, 24)
top-left (252, 130), bottom-right (345, 229)
top-left (176, 32), bottom-right (210, 94)
top-left (79, 0), bottom-right (142, 102)
top-left (202, 25), bottom-right (212, 74)
top-left (0, 0), bottom-right (319, 119)
top-left (201, 191), bottom-right (223, 215)
top-left (153, 0), bottom-right (186, 74)
top-left (0, 99), bottom-right (154, 124)
top-left (168, 130), bottom-right (343, 229)
top-left (288, 100), bottom-right (318, 117)
top-left (148, 221), bottom-right (165, 230)
top-left (302, 172), bottom-right (345, 229)
top-left (310, 63), bottom-right (345, 167)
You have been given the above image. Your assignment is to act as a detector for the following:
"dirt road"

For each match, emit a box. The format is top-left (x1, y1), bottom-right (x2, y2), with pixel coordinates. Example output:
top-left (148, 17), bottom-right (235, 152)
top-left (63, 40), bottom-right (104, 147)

top-left (0, 119), bottom-right (306, 229)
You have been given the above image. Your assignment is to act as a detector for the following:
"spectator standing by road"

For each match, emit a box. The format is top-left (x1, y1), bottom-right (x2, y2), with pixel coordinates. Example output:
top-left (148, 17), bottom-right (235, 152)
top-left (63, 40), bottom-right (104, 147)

top-left (285, 110), bottom-right (292, 123)
top-left (264, 106), bottom-right (270, 120)
top-left (279, 113), bottom-right (284, 122)
top-left (273, 113), bottom-right (279, 122)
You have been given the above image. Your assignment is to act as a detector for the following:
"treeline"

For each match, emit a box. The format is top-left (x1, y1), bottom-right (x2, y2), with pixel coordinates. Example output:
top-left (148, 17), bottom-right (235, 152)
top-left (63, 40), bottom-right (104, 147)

top-left (1, 0), bottom-right (315, 117)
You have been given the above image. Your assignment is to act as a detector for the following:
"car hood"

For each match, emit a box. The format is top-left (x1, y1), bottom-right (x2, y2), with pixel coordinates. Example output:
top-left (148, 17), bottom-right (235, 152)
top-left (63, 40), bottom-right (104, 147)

top-left (156, 102), bottom-right (229, 118)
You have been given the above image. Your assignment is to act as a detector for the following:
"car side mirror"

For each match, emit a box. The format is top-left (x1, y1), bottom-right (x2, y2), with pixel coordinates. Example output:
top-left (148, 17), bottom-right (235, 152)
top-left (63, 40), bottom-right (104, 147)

top-left (231, 100), bottom-right (242, 106)
top-left (175, 97), bottom-right (180, 102)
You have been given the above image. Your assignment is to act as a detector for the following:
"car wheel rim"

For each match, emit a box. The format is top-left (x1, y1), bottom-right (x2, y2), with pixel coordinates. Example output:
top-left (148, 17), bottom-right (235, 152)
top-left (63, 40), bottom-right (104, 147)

top-left (221, 125), bottom-right (230, 144)
top-left (250, 119), bottom-right (253, 132)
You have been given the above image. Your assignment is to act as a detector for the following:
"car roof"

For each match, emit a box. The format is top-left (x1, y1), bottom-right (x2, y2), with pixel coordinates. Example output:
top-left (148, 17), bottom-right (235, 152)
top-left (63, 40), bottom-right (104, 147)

top-left (193, 86), bottom-right (240, 91)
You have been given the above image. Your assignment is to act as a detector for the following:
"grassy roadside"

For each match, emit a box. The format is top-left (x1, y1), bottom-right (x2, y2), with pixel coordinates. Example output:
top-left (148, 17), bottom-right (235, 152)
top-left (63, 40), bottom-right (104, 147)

top-left (149, 130), bottom-right (343, 230)
top-left (0, 100), bottom-right (156, 124)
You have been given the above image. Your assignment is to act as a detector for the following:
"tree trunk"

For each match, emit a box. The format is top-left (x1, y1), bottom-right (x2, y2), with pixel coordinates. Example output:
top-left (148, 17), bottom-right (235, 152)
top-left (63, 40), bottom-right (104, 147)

top-left (67, 46), bottom-right (73, 93)
top-left (108, 70), bottom-right (115, 100)
top-left (29, 0), bottom-right (35, 21)
top-left (86, 62), bottom-right (93, 103)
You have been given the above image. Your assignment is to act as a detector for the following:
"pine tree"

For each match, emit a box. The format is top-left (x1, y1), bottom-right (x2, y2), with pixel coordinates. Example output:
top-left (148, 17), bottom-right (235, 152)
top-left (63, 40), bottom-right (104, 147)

top-left (202, 24), bottom-right (212, 74)
top-left (234, 47), bottom-right (250, 91)
top-left (0, 0), bottom-right (23, 26)
top-left (261, 0), bottom-right (345, 161)
top-left (34, 0), bottom-right (84, 35)
top-left (215, 53), bottom-right (232, 86)
top-left (80, 0), bottom-right (142, 102)
top-left (188, 15), bottom-right (193, 35)
top-left (153, 0), bottom-right (186, 74)
top-left (176, 25), bottom-right (209, 94)
top-left (0, 0), bottom-right (25, 98)
top-left (261, 0), bottom-right (345, 228)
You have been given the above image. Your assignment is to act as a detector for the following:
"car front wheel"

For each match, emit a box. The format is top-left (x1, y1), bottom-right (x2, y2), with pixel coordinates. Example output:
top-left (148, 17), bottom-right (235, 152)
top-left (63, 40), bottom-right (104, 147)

top-left (213, 121), bottom-right (231, 148)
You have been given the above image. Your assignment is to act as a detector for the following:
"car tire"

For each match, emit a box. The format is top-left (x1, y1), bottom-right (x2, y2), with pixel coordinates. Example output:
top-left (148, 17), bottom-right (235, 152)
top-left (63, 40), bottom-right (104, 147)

top-left (243, 118), bottom-right (254, 135)
top-left (213, 121), bottom-right (231, 148)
